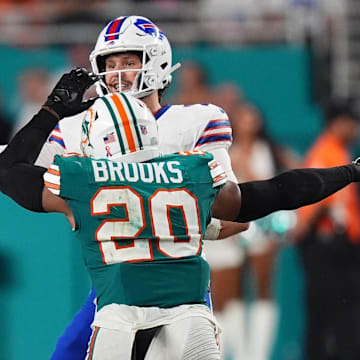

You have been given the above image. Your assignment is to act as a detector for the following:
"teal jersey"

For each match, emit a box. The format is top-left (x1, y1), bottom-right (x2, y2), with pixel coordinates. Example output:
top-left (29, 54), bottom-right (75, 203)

top-left (44, 151), bottom-right (227, 309)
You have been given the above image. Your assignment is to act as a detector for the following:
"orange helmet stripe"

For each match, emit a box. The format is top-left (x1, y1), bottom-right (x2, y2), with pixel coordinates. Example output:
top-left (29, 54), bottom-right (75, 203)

top-left (111, 93), bottom-right (137, 153)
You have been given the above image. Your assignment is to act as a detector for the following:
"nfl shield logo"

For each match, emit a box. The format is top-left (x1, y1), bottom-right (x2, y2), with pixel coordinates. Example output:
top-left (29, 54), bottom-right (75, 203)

top-left (140, 125), bottom-right (148, 135)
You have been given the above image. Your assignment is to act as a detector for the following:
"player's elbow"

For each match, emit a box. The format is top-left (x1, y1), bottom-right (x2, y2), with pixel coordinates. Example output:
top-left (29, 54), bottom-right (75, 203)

top-left (212, 181), bottom-right (241, 221)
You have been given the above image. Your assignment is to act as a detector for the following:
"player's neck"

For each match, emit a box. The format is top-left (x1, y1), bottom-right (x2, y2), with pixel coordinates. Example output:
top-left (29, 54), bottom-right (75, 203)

top-left (141, 92), bottom-right (162, 114)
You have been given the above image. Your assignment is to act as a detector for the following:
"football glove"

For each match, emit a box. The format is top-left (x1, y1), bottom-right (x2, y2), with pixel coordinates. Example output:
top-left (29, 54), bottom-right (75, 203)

top-left (43, 68), bottom-right (98, 119)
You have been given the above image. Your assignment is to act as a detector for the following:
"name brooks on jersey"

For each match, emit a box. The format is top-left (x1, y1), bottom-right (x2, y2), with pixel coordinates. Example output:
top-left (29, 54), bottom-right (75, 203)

top-left (92, 159), bottom-right (183, 184)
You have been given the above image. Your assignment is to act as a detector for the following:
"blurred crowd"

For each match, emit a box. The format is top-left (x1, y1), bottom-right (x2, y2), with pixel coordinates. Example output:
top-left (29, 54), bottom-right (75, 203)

top-left (0, 0), bottom-right (347, 46)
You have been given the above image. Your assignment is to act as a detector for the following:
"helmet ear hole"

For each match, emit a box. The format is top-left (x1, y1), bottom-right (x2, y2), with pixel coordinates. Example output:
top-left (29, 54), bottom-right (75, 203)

top-left (160, 63), bottom-right (168, 70)
top-left (97, 55), bottom-right (106, 73)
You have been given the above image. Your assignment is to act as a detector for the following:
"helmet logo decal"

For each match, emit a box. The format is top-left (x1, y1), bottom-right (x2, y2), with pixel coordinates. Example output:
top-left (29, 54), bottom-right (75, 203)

top-left (134, 18), bottom-right (165, 40)
top-left (82, 107), bottom-right (97, 148)
top-left (104, 16), bottom-right (128, 41)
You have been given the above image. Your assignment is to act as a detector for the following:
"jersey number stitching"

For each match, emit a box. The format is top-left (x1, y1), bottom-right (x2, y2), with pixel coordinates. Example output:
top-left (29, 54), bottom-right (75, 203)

top-left (91, 186), bottom-right (202, 264)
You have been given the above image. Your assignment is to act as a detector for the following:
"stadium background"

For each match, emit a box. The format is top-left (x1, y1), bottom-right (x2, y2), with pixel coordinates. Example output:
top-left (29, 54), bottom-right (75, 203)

top-left (0, 1), bottom-right (357, 359)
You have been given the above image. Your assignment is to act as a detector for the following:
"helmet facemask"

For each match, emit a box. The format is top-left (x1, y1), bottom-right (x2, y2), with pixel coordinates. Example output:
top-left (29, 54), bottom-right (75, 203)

top-left (96, 67), bottom-right (144, 98)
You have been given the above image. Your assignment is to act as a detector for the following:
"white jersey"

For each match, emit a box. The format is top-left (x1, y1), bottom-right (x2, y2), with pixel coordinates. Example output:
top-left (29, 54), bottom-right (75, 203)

top-left (155, 104), bottom-right (231, 153)
top-left (36, 103), bottom-right (236, 182)
top-left (35, 112), bottom-right (86, 167)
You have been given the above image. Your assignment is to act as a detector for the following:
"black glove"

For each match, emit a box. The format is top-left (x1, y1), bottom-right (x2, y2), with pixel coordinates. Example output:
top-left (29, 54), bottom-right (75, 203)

top-left (43, 68), bottom-right (98, 119)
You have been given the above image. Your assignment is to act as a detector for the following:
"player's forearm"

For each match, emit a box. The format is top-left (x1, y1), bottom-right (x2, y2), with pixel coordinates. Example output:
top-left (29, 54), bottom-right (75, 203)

top-left (218, 221), bottom-right (249, 239)
top-left (0, 163), bottom-right (47, 212)
top-left (0, 108), bottom-right (58, 212)
top-left (0, 69), bottom-right (97, 212)
top-left (0, 108), bottom-right (58, 168)
top-left (236, 165), bottom-right (359, 222)
top-left (0, 68), bottom-right (96, 169)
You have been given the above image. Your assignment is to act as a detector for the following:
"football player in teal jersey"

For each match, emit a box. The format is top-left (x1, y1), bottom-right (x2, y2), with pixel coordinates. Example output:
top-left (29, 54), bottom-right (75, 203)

top-left (0, 69), bottom-right (240, 359)
top-left (2, 69), bottom-right (360, 359)
top-left (0, 15), bottom-right (249, 360)
top-left (43, 93), bottom-right (235, 359)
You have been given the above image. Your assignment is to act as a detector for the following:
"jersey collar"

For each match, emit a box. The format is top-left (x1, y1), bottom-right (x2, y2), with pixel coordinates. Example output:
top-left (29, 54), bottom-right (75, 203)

top-left (154, 104), bottom-right (171, 120)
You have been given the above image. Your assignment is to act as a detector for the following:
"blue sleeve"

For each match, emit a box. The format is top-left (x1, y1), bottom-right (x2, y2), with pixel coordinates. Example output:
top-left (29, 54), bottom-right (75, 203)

top-left (50, 288), bottom-right (96, 360)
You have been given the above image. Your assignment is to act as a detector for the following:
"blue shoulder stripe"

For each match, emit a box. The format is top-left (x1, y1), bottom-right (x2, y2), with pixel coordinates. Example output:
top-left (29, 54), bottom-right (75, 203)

top-left (154, 104), bottom-right (171, 119)
top-left (204, 119), bottom-right (231, 130)
top-left (49, 135), bottom-right (66, 149)
top-left (196, 134), bottom-right (232, 146)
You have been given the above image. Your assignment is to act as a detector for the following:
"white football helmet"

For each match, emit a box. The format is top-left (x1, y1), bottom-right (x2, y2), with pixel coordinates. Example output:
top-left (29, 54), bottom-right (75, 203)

top-left (90, 15), bottom-right (181, 98)
top-left (81, 92), bottom-right (160, 162)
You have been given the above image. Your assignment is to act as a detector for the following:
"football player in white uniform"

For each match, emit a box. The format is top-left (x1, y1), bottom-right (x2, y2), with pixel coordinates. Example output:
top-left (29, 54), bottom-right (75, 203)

top-left (29, 15), bottom-right (247, 360)
top-left (37, 16), bottom-right (236, 179)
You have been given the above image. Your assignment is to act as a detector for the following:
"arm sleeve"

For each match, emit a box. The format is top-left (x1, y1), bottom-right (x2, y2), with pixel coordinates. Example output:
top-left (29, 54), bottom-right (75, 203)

top-left (236, 165), bottom-right (358, 222)
top-left (0, 108), bottom-right (59, 212)
top-left (0, 108), bottom-right (59, 167)
top-left (0, 163), bottom-right (47, 212)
